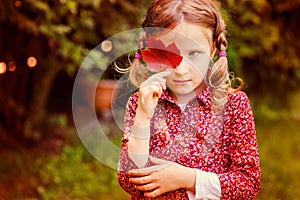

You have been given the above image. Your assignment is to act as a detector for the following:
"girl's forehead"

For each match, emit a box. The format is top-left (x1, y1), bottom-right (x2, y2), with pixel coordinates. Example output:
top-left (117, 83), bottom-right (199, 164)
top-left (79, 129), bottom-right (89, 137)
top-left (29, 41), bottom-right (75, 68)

top-left (155, 22), bottom-right (213, 50)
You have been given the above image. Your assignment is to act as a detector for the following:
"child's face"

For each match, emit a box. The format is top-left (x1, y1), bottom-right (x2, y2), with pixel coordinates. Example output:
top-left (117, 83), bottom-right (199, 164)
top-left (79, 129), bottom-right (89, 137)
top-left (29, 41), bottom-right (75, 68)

top-left (155, 22), bottom-right (213, 96)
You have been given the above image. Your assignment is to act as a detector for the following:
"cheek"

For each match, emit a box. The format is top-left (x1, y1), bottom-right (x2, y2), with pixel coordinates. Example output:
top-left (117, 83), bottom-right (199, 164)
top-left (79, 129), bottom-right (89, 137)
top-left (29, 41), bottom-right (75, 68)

top-left (196, 65), bottom-right (209, 78)
top-left (189, 57), bottom-right (210, 78)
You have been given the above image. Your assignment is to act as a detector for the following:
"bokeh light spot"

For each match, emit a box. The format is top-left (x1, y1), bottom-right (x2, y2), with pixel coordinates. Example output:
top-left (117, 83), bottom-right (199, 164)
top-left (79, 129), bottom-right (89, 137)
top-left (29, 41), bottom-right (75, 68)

top-left (27, 56), bottom-right (38, 68)
top-left (101, 40), bottom-right (113, 52)
top-left (0, 62), bottom-right (7, 74)
top-left (8, 61), bottom-right (16, 72)
top-left (15, 0), bottom-right (22, 7)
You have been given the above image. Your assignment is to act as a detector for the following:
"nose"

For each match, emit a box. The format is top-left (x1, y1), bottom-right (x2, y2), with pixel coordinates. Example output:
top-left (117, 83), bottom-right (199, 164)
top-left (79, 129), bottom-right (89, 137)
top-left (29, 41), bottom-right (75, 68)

top-left (174, 59), bottom-right (189, 75)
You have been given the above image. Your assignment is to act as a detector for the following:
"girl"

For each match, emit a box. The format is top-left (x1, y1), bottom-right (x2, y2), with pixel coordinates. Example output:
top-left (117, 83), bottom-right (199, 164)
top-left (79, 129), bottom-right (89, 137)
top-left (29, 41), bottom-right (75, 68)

top-left (117, 0), bottom-right (261, 199)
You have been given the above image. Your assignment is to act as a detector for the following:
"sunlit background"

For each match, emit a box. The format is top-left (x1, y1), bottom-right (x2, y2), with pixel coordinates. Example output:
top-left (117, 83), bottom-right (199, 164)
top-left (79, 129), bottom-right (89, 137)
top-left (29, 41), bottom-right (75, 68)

top-left (0, 0), bottom-right (299, 199)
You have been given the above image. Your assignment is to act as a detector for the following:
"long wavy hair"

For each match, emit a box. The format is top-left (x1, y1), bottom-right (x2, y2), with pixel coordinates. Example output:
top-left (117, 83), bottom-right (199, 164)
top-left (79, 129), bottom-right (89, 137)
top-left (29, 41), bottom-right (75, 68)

top-left (118, 0), bottom-right (243, 108)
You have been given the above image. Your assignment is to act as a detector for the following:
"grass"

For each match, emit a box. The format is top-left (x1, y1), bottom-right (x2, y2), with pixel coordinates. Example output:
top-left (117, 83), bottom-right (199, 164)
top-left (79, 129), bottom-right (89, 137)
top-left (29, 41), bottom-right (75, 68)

top-left (0, 117), bottom-right (130, 200)
top-left (0, 143), bottom-right (130, 200)
top-left (255, 119), bottom-right (300, 200)
top-left (0, 111), bottom-right (300, 199)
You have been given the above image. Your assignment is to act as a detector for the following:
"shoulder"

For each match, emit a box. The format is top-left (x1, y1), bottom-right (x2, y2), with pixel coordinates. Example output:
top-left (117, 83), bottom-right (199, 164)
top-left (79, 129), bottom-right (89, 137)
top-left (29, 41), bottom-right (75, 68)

top-left (227, 90), bottom-right (251, 107)
top-left (226, 90), bottom-right (253, 116)
top-left (224, 91), bottom-right (256, 138)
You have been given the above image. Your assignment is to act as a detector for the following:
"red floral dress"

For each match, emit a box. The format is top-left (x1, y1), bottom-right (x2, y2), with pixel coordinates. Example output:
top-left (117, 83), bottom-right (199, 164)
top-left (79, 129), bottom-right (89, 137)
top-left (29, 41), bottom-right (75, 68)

top-left (118, 87), bottom-right (261, 199)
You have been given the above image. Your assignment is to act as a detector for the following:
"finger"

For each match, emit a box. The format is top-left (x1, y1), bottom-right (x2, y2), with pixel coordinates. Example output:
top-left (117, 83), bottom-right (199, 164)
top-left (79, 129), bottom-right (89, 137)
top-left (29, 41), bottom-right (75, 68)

top-left (140, 82), bottom-right (163, 99)
top-left (129, 175), bottom-right (151, 185)
top-left (140, 81), bottom-right (162, 91)
top-left (128, 164), bottom-right (165, 176)
top-left (147, 74), bottom-right (167, 82)
top-left (156, 70), bottom-right (171, 78)
top-left (144, 188), bottom-right (163, 199)
top-left (150, 71), bottom-right (170, 88)
top-left (142, 77), bottom-right (166, 90)
top-left (142, 71), bottom-right (169, 90)
top-left (134, 182), bottom-right (158, 192)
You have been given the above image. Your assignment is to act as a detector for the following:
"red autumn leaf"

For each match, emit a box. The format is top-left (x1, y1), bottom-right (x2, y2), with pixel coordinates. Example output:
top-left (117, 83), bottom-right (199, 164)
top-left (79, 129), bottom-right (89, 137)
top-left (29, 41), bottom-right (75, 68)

top-left (141, 36), bottom-right (183, 72)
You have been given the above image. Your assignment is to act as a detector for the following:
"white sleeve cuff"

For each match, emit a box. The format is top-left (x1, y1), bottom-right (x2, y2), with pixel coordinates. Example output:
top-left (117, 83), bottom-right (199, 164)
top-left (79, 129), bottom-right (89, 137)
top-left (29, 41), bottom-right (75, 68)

top-left (187, 169), bottom-right (221, 200)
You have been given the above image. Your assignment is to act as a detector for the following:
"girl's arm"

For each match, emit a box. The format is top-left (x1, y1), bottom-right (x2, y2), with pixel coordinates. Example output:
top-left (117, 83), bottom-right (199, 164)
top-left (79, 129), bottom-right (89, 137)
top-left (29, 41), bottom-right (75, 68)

top-left (126, 92), bottom-right (260, 199)
top-left (117, 93), bottom-right (149, 197)
top-left (123, 71), bottom-right (170, 168)
top-left (127, 107), bottom-right (151, 168)
top-left (118, 71), bottom-right (170, 196)
top-left (128, 157), bottom-right (196, 199)
top-left (216, 91), bottom-right (261, 199)
top-left (118, 93), bottom-right (197, 198)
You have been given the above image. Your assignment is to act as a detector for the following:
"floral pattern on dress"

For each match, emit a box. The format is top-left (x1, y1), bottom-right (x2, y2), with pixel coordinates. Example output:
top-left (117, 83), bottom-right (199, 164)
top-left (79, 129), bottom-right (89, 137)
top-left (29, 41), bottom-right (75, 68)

top-left (118, 87), bottom-right (261, 200)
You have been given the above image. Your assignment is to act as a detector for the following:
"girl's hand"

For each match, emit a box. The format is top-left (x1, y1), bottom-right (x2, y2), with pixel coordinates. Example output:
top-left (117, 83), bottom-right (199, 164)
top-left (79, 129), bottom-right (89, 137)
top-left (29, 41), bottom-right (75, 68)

top-left (135, 71), bottom-right (171, 125)
top-left (128, 157), bottom-right (196, 198)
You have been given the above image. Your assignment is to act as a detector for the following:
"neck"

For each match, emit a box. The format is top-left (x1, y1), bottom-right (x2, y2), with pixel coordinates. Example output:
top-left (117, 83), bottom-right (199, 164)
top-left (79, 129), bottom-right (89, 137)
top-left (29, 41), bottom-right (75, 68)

top-left (174, 93), bottom-right (195, 104)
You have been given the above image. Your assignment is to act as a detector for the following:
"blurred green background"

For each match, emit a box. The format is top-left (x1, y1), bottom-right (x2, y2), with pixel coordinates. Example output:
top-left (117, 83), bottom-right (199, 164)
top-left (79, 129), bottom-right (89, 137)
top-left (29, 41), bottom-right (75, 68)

top-left (0, 0), bottom-right (300, 199)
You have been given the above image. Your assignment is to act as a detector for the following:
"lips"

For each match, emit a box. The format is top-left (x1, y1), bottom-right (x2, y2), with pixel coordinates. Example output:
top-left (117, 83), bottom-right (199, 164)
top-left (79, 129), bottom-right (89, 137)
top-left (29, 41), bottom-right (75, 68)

top-left (173, 80), bottom-right (191, 84)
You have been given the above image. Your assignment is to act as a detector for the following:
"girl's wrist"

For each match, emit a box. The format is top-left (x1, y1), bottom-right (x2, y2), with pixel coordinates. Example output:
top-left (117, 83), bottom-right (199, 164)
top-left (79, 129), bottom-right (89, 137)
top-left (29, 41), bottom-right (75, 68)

top-left (134, 108), bottom-right (151, 127)
top-left (180, 166), bottom-right (196, 191)
top-left (131, 124), bottom-right (150, 139)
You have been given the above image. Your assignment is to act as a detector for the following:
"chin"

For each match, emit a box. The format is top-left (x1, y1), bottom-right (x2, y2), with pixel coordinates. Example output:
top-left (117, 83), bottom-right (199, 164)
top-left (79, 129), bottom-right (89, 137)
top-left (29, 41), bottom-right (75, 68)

top-left (173, 89), bottom-right (197, 95)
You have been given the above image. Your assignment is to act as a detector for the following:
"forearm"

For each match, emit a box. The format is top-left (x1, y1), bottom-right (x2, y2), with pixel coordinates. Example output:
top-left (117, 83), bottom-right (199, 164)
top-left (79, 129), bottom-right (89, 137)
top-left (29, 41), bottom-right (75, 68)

top-left (217, 169), bottom-right (261, 199)
top-left (127, 132), bottom-right (150, 168)
top-left (180, 165), bottom-right (196, 192)
top-left (127, 108), bottom-right (151, 168)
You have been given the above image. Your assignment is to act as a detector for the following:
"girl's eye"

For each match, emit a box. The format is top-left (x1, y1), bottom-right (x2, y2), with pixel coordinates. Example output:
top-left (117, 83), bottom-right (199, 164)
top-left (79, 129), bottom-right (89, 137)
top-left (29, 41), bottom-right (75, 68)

top-left (188, 51), bottom-right (200, 57)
